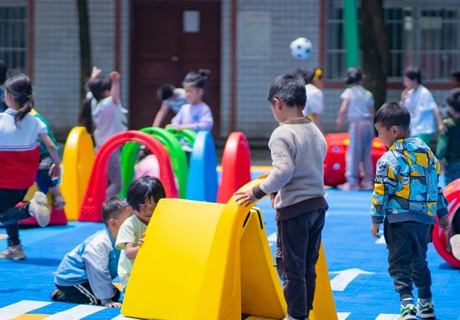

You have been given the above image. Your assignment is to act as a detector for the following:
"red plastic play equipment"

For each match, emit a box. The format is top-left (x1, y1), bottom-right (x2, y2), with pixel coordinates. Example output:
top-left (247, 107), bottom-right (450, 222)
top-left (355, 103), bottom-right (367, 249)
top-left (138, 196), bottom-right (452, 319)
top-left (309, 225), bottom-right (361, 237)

top-left (433, 179), bottom-right (460, 269)
top-left (217, 132), bottom-right (251, 204)
top-left (79, 131), bottom-right (178, 222)
top-left (323, 133), bottom-right (387, 187)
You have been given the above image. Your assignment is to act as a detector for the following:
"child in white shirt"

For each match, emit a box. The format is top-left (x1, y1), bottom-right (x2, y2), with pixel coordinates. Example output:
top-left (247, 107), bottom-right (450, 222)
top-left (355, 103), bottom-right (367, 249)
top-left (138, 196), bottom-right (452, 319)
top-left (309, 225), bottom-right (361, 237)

top-left (336, 67), bottom-right (375, 191)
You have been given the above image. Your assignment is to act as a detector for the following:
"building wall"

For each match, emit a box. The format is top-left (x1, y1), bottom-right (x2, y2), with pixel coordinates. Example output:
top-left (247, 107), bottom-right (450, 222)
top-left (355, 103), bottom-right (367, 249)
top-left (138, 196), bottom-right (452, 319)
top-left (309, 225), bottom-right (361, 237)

top-left (33, 0), bottom-right (130, 140)
top-left (32, 0), bottom-right (451, 140)
top-left (221, 0), bottom-right (321, 139)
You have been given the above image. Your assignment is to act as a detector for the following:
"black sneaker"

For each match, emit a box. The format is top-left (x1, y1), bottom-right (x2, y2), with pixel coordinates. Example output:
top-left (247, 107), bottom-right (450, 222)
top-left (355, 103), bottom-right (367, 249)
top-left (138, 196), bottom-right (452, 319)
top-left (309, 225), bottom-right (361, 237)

top-left (50, 288), bottom-right (66, 302)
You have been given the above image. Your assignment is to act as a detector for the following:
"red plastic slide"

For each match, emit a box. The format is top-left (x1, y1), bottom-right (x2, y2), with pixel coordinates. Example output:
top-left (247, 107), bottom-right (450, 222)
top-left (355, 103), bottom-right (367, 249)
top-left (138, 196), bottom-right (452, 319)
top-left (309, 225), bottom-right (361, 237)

top-left (79, 131), bottom-right (178, 222)
top-left (217, 132), bottom-right (251, 204)
top-left (433, 179), bottom-right (460, 269)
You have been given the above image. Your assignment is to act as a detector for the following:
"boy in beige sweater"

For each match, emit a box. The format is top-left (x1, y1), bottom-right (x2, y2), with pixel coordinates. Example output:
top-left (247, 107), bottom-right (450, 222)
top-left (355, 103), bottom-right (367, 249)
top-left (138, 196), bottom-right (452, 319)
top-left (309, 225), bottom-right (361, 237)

top-left (236, 74), bottom-right (328, 320)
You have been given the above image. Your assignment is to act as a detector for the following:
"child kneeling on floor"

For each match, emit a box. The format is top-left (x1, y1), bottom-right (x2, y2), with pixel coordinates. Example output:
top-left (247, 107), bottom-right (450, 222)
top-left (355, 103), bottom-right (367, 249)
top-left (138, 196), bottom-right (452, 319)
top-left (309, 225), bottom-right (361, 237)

top-left (51, 197), bottom-right (132, 307)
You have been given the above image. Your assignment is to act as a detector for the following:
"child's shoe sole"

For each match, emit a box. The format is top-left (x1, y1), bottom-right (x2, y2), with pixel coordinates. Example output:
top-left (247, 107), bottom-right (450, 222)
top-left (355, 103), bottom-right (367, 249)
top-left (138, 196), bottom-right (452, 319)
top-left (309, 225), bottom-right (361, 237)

top-left (29, 192), bottom-right (50, 227)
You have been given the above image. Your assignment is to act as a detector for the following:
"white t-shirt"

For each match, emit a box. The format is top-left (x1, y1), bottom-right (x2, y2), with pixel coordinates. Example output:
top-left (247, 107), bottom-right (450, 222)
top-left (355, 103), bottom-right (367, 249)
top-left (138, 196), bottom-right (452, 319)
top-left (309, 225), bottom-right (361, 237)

top-left (0, 109), bottom-right (47, 150)
top-left (91, 96), bottom-right (128, 147)
top-left (303, 84), bottom-right (324, 117)
top-left (341, 85), bottom-right (374, 121)
top-left (403, 85), bottom-right (438, 136)
top-left (115, 214), bottom-right (148, 289)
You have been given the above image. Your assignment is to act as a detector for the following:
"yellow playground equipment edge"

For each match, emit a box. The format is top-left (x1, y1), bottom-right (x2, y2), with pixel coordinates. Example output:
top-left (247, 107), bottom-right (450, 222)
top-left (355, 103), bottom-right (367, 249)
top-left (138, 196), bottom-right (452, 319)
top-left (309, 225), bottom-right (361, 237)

top-left (122, 178), bottom-right (337, 320)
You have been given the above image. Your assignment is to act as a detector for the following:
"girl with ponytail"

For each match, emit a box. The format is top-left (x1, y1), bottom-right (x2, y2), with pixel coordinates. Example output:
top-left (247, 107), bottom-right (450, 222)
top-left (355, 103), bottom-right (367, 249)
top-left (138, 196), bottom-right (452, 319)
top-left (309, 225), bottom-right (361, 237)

top-left (167, 69), bottom-right (214, 132)
top-left (0, 74), bottom-right (61, 260)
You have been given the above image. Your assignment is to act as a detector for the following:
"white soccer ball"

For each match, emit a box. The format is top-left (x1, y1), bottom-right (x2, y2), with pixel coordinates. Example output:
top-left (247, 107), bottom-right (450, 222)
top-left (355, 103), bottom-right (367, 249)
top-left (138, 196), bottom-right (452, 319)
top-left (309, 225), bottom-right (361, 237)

top-left (290, 37), bottom-right (312, 60)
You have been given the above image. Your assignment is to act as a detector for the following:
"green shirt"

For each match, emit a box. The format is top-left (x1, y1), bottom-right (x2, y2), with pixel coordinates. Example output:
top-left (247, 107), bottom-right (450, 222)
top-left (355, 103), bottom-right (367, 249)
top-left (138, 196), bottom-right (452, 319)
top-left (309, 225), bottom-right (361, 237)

top-left (31, 109), bottom-right (60, 156)
top-left (436, 117), bottom-right (460, 165)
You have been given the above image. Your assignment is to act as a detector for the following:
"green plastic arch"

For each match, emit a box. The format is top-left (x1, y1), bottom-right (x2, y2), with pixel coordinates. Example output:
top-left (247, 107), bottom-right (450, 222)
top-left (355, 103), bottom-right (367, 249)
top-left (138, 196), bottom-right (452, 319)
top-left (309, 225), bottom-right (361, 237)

top-left (166, 128), bottom-right (197, 147)
top-left (120, 127), bottom-right (189, 198)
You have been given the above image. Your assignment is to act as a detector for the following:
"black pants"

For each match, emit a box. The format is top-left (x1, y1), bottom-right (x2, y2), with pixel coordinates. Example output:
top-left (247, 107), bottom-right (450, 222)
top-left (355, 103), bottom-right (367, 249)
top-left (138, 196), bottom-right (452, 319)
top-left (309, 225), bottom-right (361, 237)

top-left (56, 283), bottom-right (121, 305)
top-left (0, 189), bottom-right (31, 247)
top-left (275, 208), bottom-right (326, 319)
top-left (384, 219), bottom-right (433, 300)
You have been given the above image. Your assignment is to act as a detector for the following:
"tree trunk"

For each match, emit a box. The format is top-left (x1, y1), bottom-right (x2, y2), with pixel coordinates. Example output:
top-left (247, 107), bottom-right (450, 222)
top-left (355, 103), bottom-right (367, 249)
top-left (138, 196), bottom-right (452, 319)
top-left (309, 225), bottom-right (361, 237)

top-left (77, 0), bottom-right (91, 101)
top-left (359, 0), bottom-right (389, 111)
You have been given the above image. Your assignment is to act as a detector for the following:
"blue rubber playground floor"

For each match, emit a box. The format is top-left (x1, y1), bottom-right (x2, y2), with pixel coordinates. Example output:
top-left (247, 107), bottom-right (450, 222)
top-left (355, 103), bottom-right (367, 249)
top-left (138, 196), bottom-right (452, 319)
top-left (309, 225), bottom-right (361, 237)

top-left (1, 174), bottom-right (459, 320)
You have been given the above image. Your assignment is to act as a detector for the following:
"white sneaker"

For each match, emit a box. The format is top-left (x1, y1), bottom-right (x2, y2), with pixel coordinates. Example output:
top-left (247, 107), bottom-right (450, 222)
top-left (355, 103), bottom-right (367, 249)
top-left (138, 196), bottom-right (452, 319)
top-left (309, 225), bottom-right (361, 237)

top-left (450, 234), bottom-right (460, 261)
top-left (29, 191), bottom-right (50, 227)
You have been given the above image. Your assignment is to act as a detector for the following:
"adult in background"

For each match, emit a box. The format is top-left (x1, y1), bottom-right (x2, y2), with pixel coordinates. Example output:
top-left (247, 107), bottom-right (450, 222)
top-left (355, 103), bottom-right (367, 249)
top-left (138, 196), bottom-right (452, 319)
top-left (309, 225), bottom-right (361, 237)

top-left (401, 66), bottom-right (443, 145)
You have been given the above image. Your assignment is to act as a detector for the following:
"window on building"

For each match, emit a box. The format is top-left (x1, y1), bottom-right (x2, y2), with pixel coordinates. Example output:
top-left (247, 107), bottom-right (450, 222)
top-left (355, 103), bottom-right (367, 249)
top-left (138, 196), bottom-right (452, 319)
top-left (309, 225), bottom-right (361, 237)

top-left (0, 4), bottom-right (27, 71)
top-left (325, 1), bottom-right (460, 81)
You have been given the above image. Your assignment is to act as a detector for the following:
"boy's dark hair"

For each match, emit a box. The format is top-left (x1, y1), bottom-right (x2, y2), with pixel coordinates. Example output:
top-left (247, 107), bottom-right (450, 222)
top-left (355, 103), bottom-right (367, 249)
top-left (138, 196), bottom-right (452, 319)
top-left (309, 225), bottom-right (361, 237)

top-left (374, 102), bottom-right (411, 131)
top-left (79, 75), bottom-right (112, 134)
top-left (157, 84), bottom-right (175, 101)
top-left (0, 60), bottom-right (7, 85)
top-left (446, 88), bottom-right (460, 113)
top-left (267, 74), bottom-right (306, 108)
top-left (102, 196), bottom-right (130, 226)
top-left (451, 71), bottom-right (460, 84)
top-left (4, 73), bottom-right (34, 126)
top-left (345, 67), bottom-right (363, 85)
top-left (183, 69), bottom-right (210, 89)
top-left (403, 66), bottom-right (422, 84)
top-left (127, 176), bottom-right (166, 211)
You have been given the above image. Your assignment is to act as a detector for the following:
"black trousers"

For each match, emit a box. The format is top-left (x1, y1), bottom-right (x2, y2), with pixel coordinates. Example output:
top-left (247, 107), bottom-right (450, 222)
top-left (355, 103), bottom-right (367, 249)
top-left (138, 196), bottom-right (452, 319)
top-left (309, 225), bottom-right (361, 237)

top-left (384, 219), bottom-right (433, 300)
top-left (56, 282), bottom-right (121, 305)
top-left (0, 189), bottom-right (31, 247)
top-left (276, 208), bottom-right (326, 319)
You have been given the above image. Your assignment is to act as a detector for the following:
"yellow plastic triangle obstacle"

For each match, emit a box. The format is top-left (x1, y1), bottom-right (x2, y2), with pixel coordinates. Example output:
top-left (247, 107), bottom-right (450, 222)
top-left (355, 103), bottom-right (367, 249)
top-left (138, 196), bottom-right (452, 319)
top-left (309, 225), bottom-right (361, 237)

top-left (122, 178), bottom-right (337, 320)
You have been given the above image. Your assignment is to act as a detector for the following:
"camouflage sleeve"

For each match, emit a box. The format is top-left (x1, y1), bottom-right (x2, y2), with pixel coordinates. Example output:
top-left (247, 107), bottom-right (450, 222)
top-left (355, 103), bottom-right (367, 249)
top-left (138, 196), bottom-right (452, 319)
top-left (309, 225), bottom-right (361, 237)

top-left (370, 151), bottom-right (400, 224)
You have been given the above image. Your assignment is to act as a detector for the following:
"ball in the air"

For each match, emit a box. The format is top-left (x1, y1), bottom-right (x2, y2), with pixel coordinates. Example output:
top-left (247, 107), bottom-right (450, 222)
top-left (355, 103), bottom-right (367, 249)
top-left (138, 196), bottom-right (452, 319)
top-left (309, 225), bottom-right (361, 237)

top-left (290, 37), bottom-right (312, 60)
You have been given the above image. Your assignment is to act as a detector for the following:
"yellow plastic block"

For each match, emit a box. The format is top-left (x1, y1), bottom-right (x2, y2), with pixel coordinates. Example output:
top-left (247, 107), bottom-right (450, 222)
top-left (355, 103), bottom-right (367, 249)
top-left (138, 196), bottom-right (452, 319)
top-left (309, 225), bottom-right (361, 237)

top-left (122, 179), bottom-right (337, 320)
top-left (310, 243), bottom-right (338, 320)
top-left (61, 127), bottom-right (94, 220)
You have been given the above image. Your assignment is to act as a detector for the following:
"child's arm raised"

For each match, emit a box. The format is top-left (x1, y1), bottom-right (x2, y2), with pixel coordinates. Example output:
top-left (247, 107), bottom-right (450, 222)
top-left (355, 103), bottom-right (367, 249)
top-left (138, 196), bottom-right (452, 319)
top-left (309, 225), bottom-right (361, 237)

top-left (110, 72), bottom-right (120, 104)
top-left (38, 133), bottom-right (61, 180)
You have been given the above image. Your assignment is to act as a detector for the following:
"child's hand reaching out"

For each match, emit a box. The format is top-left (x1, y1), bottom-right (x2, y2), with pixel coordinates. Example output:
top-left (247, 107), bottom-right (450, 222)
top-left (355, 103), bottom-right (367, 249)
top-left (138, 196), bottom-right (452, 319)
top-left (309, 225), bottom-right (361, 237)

top-left (235, 189), bottom-right (257, 207)
top-left (439, 216), bottom-right (450, 231)
top-left (138, 233), bottom-right (146, 247)
top-left (49, 163), bottom-right (61, 180)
